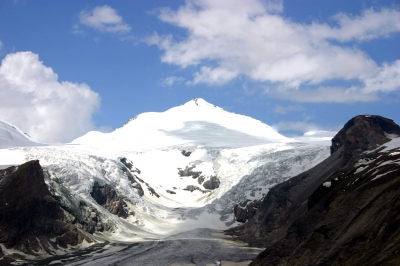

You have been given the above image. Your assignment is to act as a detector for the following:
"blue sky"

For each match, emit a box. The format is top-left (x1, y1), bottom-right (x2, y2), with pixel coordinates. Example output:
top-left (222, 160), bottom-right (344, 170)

top-left (0, 0), bottom-right (399, 142)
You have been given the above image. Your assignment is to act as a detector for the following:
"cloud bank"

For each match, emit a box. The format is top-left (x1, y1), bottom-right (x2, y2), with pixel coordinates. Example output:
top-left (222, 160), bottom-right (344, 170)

top-left (148, 0), bottom-right (400, 102)
top-left (0, 52), bottom-right (100, 143)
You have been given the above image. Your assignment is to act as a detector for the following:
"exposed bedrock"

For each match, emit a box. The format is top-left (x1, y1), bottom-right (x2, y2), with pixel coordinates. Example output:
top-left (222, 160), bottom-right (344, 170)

top-left (121, 166), bottom-right (144, 197)
top-left (203, 175), bottom-right (220, 190)
top-left (331, 115), bottom-right (400, 170)
top-left (181, 150), bottom-right (192, 157)
top-left (178, 165), bottom-right (202, 179)
top-left (183, 185), bottom-right (210, 194)
top-left (0, 160), bottom-right (90, 262)
top-left (90, 181), bottom-right (129, 218)
top-left (233, 200), bottom-right (260, 223)
top-left (120, 157), bottom-right (144, 196)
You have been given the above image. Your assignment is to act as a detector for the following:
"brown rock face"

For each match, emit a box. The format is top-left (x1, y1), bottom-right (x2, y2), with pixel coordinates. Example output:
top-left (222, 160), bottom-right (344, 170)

top-left (227, 115), bottom-right (400, 266)
top-left (0, 160), bottom-right (88, 261)
top-left (90, 182), bottom-right (129, 218)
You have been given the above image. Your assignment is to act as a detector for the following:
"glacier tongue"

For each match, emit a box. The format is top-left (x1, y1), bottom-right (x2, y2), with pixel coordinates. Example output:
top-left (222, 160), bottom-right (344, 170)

top-left (0, 99), bottom-right (331, 243)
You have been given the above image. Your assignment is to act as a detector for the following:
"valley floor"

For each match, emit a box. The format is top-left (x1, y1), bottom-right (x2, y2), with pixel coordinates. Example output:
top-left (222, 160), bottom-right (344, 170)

top-left (28, 229), bottom-right (261, 266)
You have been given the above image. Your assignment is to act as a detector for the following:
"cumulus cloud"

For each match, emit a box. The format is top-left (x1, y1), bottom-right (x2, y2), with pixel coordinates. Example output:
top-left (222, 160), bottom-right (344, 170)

top-left (79, 5), bottom-right (131, 33)
top-left (147, 0), bottom-right (400, 102)
top-left (0, 52), bottom-right (100, 143)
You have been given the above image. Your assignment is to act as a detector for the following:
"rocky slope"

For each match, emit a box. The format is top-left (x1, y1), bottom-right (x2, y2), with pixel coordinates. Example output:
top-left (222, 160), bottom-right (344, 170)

top-left (0, 160), bottom-right (92, 264)
top-left (227, 115), bottom-right (400, 265)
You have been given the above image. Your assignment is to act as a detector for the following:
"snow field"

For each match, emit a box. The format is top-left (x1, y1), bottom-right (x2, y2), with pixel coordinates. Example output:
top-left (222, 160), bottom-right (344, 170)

top-left (0, 99), bottom-right (336, 245)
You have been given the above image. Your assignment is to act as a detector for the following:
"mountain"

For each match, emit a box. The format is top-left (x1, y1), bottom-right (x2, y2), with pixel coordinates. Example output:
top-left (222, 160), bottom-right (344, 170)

top-left (0, 120), bottom-right (42, 149)
top-left (228, 115), bottom-right (400, 266)
top-left (0, 98), bottom-right (331, 263)
top-left (73, 98), bottom-right (290, 150)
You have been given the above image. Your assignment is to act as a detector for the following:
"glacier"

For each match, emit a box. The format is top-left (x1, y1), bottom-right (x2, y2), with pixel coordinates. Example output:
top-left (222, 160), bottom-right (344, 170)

top-left (0, 98), bottom-right (333, 262)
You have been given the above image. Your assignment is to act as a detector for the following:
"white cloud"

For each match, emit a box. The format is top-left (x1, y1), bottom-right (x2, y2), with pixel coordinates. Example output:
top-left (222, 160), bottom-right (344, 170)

top-left (309, 9), bottom-right (400, 42)
top-left (190, 67), bottom-right (239, 85)
top-left (148, 0), bottom-right (400, 102)
top-left (0, 52), bottom-right (100, 143)
top-left (266, 59), bottom-right (400, 102)
top-left (363, 60), bottom-right (400, 93)
top-left (162, 76), bottom-right (186, 86)
top-left (0, 40), bottom-right (3, 50)
top-left (274, 104), bottom-right (304, 114)
top-left (79, 5), bottom-right (131, 33)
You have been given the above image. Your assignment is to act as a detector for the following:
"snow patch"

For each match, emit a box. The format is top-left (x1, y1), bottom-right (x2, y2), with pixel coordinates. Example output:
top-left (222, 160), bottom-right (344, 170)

top-left (323, 181), bottom-right (332, 188)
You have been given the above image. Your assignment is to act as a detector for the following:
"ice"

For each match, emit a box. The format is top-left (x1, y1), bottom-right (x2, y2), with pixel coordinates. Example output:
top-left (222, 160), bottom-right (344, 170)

top-left (0, 98), bottom-right (331, 258)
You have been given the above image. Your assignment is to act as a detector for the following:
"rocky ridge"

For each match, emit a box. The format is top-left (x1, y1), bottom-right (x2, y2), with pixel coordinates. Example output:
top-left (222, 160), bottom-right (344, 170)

top-left (227, 115), bottom-right (400, 266)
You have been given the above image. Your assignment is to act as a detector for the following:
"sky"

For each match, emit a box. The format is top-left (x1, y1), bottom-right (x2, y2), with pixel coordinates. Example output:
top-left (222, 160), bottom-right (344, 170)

top-left (0, 0), bottom-right (399, 143)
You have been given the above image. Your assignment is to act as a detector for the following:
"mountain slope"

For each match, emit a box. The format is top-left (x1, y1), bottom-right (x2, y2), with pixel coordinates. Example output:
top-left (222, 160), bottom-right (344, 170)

top-left (0, 120), bottom-right (42, 149)
top-left (228, 115), bottom-right (400, 266)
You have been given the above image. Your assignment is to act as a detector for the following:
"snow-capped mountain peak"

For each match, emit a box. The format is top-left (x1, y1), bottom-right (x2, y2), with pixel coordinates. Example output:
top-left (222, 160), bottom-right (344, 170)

top-left (183, 98), bottom-right (219, 109)
top-left (73, 99), bottom-right (290, 150)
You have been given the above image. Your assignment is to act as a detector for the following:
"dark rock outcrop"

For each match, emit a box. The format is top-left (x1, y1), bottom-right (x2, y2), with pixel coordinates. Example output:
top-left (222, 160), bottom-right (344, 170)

top-left (183, 185), bottom-right (202, 192)
top-left (227, 115), bottom-right (400, 266)
top-left (90, 182), bottom-right (129, 218)
top-left (198, 176), bottom-right (205, 184)
top-left (0, 161), bottom-right (90, 262)
top-left (181, 150), bottom-right (192, 157)
top-left (120, 157), bottom-right (144, 196)
top-left (183, 185), bottom-right (210, 194)
top-left (331, 115), bottom-right (400, 170)
top-left (178, 165), bottom-right (202, 179)
top-left (121, 166), bottom-right (144, 196)
top-left (203, 175), bottom-right (220, 190)
top-left (233, 200), bottom-right (260, 223)
top-left (120, 157), bottom-right (141, 174)
top-left (145, 183), bottom-right (160, 197)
